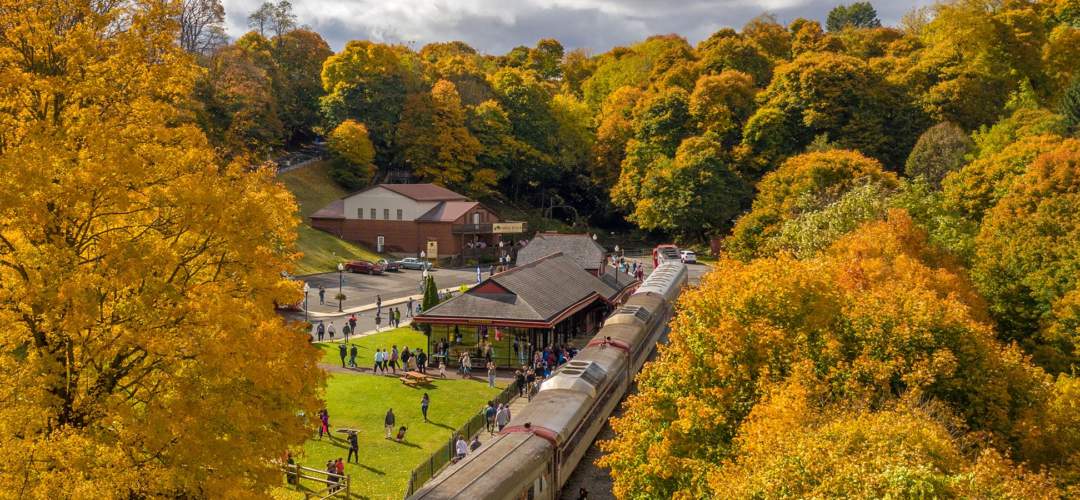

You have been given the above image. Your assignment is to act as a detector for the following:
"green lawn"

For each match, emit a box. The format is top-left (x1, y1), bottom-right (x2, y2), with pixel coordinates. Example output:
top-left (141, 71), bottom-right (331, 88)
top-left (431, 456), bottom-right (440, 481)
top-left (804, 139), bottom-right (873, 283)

top-left (316, 327), bottom-right (429, 368)
top-left (278, 161), bottom-right (382, 275)
top-left (276, 328), bottom-right (504, 499)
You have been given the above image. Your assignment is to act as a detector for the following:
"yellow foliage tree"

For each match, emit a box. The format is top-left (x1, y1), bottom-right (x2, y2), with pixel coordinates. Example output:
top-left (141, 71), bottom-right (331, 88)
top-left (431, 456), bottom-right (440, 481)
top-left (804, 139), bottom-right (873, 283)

top-left (0, 1), bottom-right (323, 496)
top-left (726, 149), bottom-right (898, 260)
top-left (601, 212), bottom-right (1066, 498)
top-left (327, 119), bottom-right (377, 189)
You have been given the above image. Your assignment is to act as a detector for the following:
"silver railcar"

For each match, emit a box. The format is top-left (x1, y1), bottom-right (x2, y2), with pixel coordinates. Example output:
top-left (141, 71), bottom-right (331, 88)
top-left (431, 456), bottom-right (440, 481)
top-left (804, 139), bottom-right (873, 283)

top-left (409, 263), bottom-right (687, 500)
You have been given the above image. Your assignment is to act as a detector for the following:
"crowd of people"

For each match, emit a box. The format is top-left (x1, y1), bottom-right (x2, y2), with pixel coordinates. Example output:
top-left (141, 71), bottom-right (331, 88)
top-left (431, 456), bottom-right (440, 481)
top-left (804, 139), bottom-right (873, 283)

top-left (371, 344), bottom-right (429, 374)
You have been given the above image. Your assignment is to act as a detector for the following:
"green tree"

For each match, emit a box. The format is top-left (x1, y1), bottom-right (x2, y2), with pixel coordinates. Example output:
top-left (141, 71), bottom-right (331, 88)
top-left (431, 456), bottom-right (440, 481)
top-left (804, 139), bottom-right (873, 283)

top-left (688, 71), bottom-right (756, 146)
top-left (421, 275), bottom-right (440, 312)
top-left (726, 149), bottom-right (898, 260)
top-left (632, 87), bottom-right (691, 156)
top-left (272, 29), bottom-right (332, 145)
top-left (624, 135), bottom-right (751, 240)
top-left (321, 40), bottom-right (421, 168)
top-left (1061, 77), bottom-right (1080, 131)
top-left (592, 86), bottom-right (644, 190)
top-left (904, 121), bottom-right (974, 188)
top-left (973, 138), bottom-right (1080, 372)
top-left (327, 120), bottom-right (376, 189)
top-left (826, 2), bottom-right (882, 32)
top-left (742, 51), bottom-right (924, 171)
top-left (696, 30), bottom-right (774, 86)
top-left (528, 38), bottom-right (565, 80)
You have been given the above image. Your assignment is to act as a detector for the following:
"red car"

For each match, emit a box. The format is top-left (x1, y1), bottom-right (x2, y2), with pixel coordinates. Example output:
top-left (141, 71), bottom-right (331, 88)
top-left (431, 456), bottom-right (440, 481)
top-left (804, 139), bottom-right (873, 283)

top-left (344, 260), bottom-right (385, 274)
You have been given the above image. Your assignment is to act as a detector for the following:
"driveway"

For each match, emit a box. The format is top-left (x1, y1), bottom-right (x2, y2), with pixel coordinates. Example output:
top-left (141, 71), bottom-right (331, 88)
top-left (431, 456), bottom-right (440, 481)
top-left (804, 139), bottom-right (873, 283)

top-left (297, 266), bottom-right (484, 315)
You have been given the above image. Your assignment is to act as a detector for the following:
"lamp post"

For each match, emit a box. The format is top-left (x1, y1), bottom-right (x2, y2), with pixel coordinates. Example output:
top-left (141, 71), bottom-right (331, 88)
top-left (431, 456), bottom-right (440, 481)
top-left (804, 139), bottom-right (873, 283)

top-left (336, 262), bottom-right (344, 313)
top-left (499, 240), bottom-right (505, 270)
top-left (303, 282), bottom-right (310, 322)
top-left (419, 250), bottom-right (428, 292)
top-left (614, 245), bottom-right (621, 285)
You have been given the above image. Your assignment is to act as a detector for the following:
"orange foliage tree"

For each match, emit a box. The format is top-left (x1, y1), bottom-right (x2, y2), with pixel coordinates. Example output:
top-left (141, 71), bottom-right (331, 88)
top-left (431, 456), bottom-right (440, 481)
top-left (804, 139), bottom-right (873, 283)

top-left (601, 212), bottom-right (1073, 498)
top-left (0, 1), bottom-right (323, 495)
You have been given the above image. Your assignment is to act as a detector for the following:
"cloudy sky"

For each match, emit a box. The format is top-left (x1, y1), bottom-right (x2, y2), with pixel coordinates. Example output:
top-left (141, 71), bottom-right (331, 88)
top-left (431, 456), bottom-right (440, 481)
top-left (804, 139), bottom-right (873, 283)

top-left (220, 0), bottom-right (932, 54)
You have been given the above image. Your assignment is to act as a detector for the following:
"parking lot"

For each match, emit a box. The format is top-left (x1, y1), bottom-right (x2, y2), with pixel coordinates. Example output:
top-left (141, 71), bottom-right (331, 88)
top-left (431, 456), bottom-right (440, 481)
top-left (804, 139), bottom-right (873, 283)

top-left (297, 266), bottom-right (484, 316)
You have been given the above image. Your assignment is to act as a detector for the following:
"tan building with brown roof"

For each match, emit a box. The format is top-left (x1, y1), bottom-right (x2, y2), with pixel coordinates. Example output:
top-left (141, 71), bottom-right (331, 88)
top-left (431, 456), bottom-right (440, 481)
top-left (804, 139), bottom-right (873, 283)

top-left (309, 183), bottom-right (525, 257)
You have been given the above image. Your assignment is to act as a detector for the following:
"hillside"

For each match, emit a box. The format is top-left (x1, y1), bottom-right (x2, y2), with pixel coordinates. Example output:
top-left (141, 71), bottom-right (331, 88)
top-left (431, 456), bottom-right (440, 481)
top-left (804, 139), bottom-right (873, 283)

top-left (279, 160), bottom-right (381, 275)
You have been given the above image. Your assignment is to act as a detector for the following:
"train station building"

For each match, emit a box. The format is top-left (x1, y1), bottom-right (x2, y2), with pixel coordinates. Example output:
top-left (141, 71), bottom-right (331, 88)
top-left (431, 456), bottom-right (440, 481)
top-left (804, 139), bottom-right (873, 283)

top-left (413, 252), bottom-right (638, 366)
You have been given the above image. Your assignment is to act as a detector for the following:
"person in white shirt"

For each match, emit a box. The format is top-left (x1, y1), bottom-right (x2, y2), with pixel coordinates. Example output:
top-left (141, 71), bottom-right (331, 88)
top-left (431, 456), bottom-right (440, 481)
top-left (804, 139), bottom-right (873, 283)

top-left (496, 404), bottom-right (511, 431)
top-left (454, 435), bottom-right (468, 462)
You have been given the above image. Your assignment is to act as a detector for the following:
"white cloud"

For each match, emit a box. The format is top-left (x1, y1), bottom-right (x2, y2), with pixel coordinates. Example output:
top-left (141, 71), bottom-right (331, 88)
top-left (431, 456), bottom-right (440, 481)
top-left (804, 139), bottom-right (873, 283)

top-left (220, 0), bottom-right (933, 53)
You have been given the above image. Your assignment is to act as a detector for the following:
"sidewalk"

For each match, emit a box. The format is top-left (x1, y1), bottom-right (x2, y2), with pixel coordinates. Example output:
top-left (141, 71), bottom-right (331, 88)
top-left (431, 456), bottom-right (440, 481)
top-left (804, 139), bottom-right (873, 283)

top-left (306, 285), bottom-right (462, 319)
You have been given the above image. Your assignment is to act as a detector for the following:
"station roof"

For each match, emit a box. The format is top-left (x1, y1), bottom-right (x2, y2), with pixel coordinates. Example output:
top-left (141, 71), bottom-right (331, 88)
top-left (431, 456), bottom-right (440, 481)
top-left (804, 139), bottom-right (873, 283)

top-left (415, 253), bottom-right (635, 328)
top-left (516, 233), bottom-right (607, 271)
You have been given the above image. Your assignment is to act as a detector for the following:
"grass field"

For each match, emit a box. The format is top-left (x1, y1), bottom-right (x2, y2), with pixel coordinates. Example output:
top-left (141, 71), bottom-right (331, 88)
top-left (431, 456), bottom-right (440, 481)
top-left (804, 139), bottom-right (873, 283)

top-left (316, 327), bottom-right (429, 368)
top-left (278, 161), bottom-right (382, 275)
top-left (276, 328), bottom-right (504, 499)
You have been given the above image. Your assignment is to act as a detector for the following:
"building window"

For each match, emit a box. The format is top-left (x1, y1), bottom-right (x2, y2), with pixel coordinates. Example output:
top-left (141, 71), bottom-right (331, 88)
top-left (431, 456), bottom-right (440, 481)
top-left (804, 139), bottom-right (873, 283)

top-left (370, 208), bottom-right (376, 219)
top-left (357, 208), bottom-right (363, 219)
top-left (383, 208), bottom-right (390, 220)
top-left (396, 209), bottom-right (403, 220)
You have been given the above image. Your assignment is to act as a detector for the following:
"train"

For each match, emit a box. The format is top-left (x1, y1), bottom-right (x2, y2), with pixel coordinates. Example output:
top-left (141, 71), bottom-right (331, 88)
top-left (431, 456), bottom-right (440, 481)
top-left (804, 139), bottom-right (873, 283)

top-left (409, 260), bottom-right (688, 500)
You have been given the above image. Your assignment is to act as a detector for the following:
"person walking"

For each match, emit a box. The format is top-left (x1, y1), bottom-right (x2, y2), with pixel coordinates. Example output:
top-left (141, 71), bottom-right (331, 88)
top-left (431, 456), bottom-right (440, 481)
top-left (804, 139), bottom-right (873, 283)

top-left (374, 349), bottom-right (382, 373)
top-left (390, 345), bottom-right (399, 374)
top-left (374, 311), bottom-right (381, 332)
top-left (316, 321), bottom-right (325, 341)
top-left (407, 297), bottom-right (414, 317)
top-left (487, 361), bottom-right (496, 388)
top-left (484, 402), bottom-right (496, 434)
top-left (349, 344), bottom-right (358, 368)
top-left (318, 408), bottom-right (329, 439)
top-left (348, 313), bottom-right (357, 332)
top-left (342, 322), bottom-right (351, 342)
top-left (327, 321), bottom-right (336, 341)
top-left (515, 369), bottom-right (525, 397)
top-left (347, 431), bottom-right (359, 463)
top-left (376, 294), bottom-right (382, 316)
top-left (335, 458), bottom-right (345, 490)
top-left (525, 369), bottom-right (536, 401)
top-left (326, 460), bottom-right (337, 492)
top-left (318, 285), bottom-right (326, 305)
top-left (416, 349), bottom-right (427, 374)
top-left (384, 408), bottom-right (396, 439)
top-left (496, 403), bottom-right (511, 432)
top-left (454, 434), bottom-right (468, 461)
top-left (338, 343), bottom-right (347, 368)
top-left (420, 393), bottom-right (430, 422)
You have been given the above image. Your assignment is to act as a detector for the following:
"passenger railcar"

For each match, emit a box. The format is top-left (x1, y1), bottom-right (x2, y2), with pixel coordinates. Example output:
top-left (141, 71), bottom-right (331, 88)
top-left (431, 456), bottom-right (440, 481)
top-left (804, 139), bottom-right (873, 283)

top-left (410, 263), bottom-right (687, 500)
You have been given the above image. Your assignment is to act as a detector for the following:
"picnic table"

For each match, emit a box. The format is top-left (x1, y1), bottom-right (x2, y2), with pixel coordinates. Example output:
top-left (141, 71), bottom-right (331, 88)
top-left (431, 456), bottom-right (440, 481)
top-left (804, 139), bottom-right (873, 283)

top-left (400, 371), bottom-right (432, 387)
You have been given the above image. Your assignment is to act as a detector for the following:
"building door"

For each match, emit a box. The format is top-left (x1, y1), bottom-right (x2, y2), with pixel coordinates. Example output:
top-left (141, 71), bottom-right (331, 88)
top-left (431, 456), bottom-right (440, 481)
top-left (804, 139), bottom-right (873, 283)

top-left (426, 240), bottom-right (438, 260)
top-left (473, 212), bottom-right (480, 225)
top-left (377, 235), bottom-right (384, 253)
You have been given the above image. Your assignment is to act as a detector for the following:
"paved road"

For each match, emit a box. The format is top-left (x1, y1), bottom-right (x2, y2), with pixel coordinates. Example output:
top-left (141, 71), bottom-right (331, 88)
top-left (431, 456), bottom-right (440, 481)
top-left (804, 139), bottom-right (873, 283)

top-left (300, 267), bottom-right (481, 314)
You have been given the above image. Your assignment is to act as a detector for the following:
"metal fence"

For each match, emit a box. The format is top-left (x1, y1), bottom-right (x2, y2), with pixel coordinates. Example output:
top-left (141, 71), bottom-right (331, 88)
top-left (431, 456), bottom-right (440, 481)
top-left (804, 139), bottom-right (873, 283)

top-left (403, 380), bottom-right (521, 497)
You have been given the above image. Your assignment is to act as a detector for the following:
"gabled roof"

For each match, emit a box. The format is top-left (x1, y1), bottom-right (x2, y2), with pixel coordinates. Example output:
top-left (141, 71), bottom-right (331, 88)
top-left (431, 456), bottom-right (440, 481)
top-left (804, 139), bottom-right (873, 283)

top-left (416, 253), bottom-right (629, 325)
top-left (416, 201), bottom-right (481, 222)
top-left (378, 183), bottom-right (467, 201)
top-left (516, 233), bottom-right (607, 271)
top-left (310, 199), bottom-right (344, 219)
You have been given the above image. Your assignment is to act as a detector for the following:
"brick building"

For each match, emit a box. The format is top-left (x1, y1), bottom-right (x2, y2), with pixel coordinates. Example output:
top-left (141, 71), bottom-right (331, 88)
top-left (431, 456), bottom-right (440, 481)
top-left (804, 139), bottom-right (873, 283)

top-left (309, 183), bottom-right (524, 257)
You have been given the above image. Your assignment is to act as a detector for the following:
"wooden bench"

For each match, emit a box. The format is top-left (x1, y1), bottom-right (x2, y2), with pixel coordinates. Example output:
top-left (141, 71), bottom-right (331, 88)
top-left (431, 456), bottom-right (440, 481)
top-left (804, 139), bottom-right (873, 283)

top-left (399, 377), bottom-right (418, 387)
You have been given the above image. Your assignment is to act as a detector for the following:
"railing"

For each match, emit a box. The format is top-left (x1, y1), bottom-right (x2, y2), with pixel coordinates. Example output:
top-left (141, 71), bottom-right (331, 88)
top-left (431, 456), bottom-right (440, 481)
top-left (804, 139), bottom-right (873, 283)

top-left (281, 462), bottom-right (351, 499)
top-left (403, 380), bottom-right (521, 498)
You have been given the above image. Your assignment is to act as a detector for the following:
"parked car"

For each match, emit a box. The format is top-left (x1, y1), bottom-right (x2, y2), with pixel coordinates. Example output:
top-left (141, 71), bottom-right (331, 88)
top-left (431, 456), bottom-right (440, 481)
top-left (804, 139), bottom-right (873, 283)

top-left (680, 250), bottom-right (697, 263)
top-left (397, 257), bottom-right (432, 270)
top-left (379, 259), bottom-right (401, 272)
top-left (344, 260), bottom-right (385, 274)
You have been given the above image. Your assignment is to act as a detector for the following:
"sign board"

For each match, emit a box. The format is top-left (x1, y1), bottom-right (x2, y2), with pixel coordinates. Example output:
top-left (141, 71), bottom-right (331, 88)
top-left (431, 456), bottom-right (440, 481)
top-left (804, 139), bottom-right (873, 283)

top-left (492, 222), bottom-right (526, 234)
top-left (426, 240), bottom-right (438, 260)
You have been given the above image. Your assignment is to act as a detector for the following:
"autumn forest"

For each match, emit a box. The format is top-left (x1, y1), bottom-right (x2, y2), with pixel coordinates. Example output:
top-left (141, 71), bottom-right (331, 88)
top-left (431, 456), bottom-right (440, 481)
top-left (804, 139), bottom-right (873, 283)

top-left (2, 0), bottom-right (1080, 497)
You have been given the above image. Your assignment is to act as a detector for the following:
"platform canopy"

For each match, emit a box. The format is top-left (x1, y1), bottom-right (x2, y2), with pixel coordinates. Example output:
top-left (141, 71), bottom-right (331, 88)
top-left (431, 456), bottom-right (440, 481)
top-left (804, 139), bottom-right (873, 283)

top-left (415, 253), bottom-right (636, 329)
